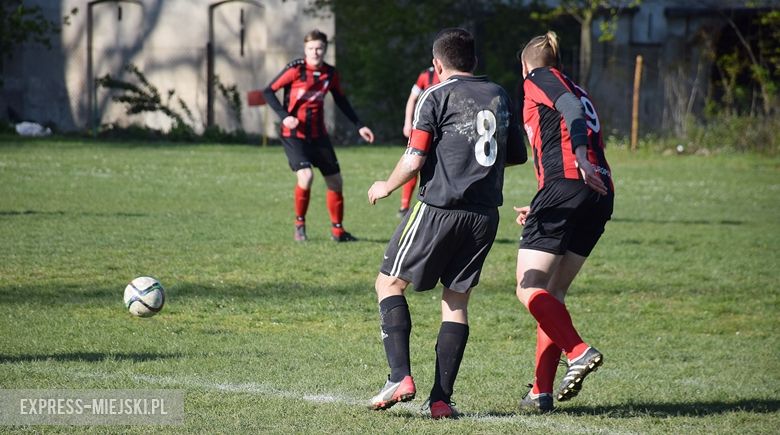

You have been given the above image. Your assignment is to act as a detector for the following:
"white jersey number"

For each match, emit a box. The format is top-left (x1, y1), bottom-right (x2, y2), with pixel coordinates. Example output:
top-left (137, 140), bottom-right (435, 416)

top-left (572, 83), bottom-right (601, 134)
top-left (475, 110), bottom-right (498, 167)
top-left (579, 95), bottom-right (600, 134)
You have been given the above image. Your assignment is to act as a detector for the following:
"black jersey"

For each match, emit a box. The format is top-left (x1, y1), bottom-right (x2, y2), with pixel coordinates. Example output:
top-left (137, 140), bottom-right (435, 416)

top-left (411, 75), bottom-right (524, 209)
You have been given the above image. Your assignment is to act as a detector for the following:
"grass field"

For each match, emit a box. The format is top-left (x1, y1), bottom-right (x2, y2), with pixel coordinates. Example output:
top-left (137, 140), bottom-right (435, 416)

top-left (1, 136), bottom-right (778, 434)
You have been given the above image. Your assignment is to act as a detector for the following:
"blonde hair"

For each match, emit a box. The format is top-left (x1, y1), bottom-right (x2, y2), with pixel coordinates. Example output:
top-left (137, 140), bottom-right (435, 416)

top-left (521, 31), bottom-right (560, 69)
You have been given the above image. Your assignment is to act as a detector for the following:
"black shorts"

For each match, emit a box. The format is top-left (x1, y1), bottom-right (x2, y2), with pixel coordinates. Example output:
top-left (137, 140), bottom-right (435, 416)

top-left (520, 179), bottom-right (613, 257)
top-left (380, 202), bottom-right (499, 293)
top-left (280, 136), bottom-right (340, 176)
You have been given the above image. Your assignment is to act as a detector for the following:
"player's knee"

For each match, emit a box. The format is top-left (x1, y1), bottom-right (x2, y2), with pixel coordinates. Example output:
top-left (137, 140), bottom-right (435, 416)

top-left (324, 174), bottom-right (342, 191)
top-left (296, 168), bottom-right (314, 186)
top-left (375, 273), bottom-right (406, 299)
top-left (442, 288), bottom-right (470, 311)
top-left (515, 284), bottom-right (528, 303)
top-left (517, 268), bottom-right (548, 290)
top-left (516, 285), bottom-right (545, 308)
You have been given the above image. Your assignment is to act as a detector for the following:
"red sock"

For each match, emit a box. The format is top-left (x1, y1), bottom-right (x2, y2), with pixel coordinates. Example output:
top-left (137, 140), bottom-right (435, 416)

top-left (326, 189), bottom-right (344, 236)
top-left (533, 323), bottom-right (561, 394)
top-left (400, 176), bottom-right (417, 210)
top-left (526, 290), bottom-right (589, 360)
top-left (294, 186), bottom-right (310, 225)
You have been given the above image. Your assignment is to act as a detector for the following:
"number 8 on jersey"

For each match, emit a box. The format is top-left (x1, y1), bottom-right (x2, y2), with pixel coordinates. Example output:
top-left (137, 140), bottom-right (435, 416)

top-left (475, 110), bottom-right (497, 167)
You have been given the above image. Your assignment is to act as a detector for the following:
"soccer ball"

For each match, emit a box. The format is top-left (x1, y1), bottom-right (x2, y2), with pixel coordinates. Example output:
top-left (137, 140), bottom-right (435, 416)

top-left (123, 276), bottom-right (165, 317)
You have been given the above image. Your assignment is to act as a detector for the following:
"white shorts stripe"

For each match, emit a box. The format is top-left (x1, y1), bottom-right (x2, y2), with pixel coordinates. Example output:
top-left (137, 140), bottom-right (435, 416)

top-left (390, 203), bottom-right (427, 277)
top-left (412, 79), bottom-right (457, 129)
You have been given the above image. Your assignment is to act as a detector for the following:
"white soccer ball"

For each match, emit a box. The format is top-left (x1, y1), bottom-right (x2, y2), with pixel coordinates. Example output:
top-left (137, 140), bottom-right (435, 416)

top-left (123, 276), bottom-right (165, 317)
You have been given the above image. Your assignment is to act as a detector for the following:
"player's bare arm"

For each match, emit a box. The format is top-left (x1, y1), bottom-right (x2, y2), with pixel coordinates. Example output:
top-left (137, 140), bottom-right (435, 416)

top-left (359, 126), bottom-right (375, 143)
top-left (402, 92), bottom-right (418, 138)
top-left (369, 126), bottom-right (431, 204)
top-left (368, 152), bottom-right (425, 205)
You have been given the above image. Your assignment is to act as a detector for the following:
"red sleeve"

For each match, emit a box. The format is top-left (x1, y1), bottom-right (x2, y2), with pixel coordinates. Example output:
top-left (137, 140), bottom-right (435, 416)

top-left (268, 67), bottom-right (298, 92)
top-left (407, 128), bottom-right (432, 153)
top-left (415, 71), bottom-right (428, 90)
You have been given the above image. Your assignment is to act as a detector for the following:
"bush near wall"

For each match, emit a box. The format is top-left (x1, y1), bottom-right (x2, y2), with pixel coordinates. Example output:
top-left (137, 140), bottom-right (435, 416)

top-left (629, 115), bottom-right (780, 156)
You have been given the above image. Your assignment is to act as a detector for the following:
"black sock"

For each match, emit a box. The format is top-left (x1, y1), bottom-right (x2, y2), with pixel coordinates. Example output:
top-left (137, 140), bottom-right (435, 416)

top-left (429, 321), bottom-right (469, 403)
top-left (379, 295), bottom-right (412, 382)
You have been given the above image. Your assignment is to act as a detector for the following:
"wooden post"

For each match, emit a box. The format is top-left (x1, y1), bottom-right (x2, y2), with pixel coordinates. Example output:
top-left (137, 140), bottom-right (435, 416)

top-left (631, 55), bottom-right (643, 151)
top-left (262, 106), bottom-right (268, 147)
top-left (247, 90), bottom-right (267, 146)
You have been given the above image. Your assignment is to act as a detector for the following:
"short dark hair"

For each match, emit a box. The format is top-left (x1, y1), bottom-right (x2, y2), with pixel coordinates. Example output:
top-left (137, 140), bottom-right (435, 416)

top-left (304, 29), bottom-right (328, 46)
top-left (432, 28), bottom-right (476, 73)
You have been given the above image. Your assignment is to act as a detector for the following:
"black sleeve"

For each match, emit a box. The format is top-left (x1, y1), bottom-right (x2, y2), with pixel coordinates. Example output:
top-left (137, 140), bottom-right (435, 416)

top-left (554, 92), bottom-right (588, 150)
top-left (528, 68), bottom-right (569, 107)
top-left (331, 91), bottom-right (364, 129)
top-left (262, 86), bottom-right (289, 120)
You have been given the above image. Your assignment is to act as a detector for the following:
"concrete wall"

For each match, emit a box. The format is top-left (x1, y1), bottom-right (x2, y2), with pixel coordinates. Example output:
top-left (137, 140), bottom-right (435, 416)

top-left (1, 0), bottom-right (335, 137)
top-left (586, 0), bottom-right (759, 137)
top-left (5, 0), bottom-right (767, 139)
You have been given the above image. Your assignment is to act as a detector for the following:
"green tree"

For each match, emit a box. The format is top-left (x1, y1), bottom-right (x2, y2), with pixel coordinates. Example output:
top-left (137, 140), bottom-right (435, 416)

top-left (707, 1), bottom-right (779, 116)
top-left (533, 0), bottom-right (639, 87)
top-left (0, 1), bottom-right (76, 84)
top-left (758, 10), bottom-right (780, 114)
top-left (306, 0), bottom-right (568, 142)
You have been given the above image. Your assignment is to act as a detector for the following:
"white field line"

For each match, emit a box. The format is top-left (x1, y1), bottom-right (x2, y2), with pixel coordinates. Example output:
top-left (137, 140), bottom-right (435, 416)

top-left (25, 365), bottom-right (364, 406)
top-left (19, 365), bottom-right (633, 433)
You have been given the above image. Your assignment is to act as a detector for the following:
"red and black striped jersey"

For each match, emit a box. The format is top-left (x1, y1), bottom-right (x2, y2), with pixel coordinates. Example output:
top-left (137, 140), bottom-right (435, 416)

top-left (411, 67), bottom-right (440, 96)
top-left (523, 66), bottom-right (612, 191)
top-left (264, 59), bottom-right (362, 139)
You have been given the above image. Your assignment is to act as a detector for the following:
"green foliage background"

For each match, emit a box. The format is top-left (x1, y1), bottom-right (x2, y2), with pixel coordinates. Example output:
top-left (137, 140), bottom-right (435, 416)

top-left (309, 0), bottom-right (578, 143)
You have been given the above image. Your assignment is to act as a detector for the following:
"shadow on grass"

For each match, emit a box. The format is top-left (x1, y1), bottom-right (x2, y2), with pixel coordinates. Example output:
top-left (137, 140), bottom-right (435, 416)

top-left (334, 237), bottom-right (389, 244)
top-left (0, 281), bottom-right (372, 306)
top-left (0, 351), bottom-right (183, 364)
top-left (479, 399), bottom-right (780, 418)
top-left (0, 210), bottom-right (148, 218)
top-left (612, 217), bottom-right (744, 226)
top-left (562, 399), bottom-right (780, 417)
